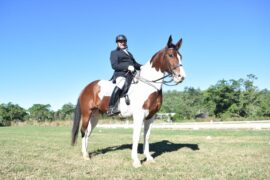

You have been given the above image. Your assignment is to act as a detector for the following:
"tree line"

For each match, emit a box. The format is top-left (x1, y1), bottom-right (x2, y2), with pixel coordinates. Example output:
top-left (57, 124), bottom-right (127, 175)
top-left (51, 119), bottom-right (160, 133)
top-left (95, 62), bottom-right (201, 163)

top-left (0, 103), bottom-right (74, 126)
top-left (160, 74), bottom-right (270, 121)
top-left (1, 74), bottom-right (270, 126)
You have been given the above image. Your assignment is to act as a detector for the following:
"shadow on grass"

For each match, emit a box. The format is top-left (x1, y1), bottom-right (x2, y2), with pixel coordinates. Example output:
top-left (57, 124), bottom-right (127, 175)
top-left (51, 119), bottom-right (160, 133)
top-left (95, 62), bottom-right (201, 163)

top-left (90, 140), bottom-right (199, 159)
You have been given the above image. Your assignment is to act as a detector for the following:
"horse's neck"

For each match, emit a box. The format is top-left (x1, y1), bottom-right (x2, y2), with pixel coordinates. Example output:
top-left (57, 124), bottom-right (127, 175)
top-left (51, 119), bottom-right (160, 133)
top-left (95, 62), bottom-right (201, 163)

top-left (139, 61), bottom-right (164, 90)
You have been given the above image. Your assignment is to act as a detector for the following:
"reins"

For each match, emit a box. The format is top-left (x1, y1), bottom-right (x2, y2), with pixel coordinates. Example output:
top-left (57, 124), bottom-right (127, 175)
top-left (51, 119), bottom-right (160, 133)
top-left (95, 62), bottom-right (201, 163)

top-left (131, 63), bottom-right (182, 90)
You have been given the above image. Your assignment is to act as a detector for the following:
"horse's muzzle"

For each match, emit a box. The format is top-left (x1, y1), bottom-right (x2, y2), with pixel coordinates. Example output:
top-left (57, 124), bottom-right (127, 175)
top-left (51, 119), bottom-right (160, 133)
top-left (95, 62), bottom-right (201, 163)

top-left (173, 74), bottom-right (185, 83)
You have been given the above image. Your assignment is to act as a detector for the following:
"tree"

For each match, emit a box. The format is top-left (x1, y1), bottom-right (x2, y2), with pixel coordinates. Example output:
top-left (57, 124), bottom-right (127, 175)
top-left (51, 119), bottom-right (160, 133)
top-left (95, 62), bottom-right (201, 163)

top-left (239, 74), bottom-right (259, 117)
top-left (173, 87), bottom-right (204, 120)
top-left (160, 90), bottom-right (181, 114)
top-left (204, 74), bottom-right (260, 119)
top-left (256, 89), bottom-right (270, 117)
top-left (28, 104), bottom-right (53, 121)
top-left (0, 104), bottom-right (9, 126)
top-left (204, 79), bottom-right (242, 118)
top-left (160, 88), bottom-right (204, 120)
top-left (0, 103), bottom-right (27, 126)
top-left (57, 103), bottom-right (75, 120)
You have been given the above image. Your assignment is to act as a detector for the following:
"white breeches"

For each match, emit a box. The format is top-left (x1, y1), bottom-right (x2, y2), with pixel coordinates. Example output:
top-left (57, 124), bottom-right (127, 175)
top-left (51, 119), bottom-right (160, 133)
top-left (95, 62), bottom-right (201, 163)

top-left (116, 76), bottom-right (126, 89)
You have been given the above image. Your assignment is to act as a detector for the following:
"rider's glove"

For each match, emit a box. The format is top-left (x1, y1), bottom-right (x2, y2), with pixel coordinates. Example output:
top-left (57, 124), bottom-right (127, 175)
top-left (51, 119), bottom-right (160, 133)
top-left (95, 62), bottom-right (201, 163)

top-left (128, 65), bottom-right (135, 72)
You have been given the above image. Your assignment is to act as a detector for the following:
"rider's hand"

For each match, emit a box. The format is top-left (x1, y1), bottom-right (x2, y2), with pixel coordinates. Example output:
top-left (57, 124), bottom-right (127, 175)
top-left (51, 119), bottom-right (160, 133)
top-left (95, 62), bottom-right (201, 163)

top-left (128, 65), bottom-right (135, 72)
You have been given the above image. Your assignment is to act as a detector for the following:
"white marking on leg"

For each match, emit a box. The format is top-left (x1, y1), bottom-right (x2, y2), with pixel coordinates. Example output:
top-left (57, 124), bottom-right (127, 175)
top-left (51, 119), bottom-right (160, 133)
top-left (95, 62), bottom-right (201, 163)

top-left (131, 111), bottom-right (144, 168)
top-left (82, 124), bottom-right (91, 159)
top-left (81, 111), bottom-right (100, 160)
top-left (144, 118), bottom-right (155, 162)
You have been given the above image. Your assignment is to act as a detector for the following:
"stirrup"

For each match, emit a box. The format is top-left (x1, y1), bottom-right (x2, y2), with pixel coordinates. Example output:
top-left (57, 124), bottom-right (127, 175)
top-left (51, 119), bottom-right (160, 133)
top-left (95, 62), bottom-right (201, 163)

top-left (107, 107), bottom-right (120, 116)
top-left (125, 95), bottom-right (130, 105)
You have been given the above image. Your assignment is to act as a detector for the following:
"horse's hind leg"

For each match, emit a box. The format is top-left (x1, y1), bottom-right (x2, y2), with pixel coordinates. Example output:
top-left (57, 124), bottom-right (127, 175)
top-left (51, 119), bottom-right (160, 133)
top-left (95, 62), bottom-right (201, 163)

top-left (81, 110), bottom-right (100, 160)
top-left (81, 111), bottom-right (91, 160)
top-left (143, 117), bottom-right (155, 163)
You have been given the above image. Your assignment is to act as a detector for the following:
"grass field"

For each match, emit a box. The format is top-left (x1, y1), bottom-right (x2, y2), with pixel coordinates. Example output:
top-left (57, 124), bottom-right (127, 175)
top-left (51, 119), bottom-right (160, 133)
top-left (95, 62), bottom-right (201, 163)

top-left (0, 125), bottom-right (270, 179)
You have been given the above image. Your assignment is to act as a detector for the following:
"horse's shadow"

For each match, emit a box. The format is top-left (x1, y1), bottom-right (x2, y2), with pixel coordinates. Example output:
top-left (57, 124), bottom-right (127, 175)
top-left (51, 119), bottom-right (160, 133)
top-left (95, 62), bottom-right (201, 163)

top-left (90, 140), bottom-right (199, 159)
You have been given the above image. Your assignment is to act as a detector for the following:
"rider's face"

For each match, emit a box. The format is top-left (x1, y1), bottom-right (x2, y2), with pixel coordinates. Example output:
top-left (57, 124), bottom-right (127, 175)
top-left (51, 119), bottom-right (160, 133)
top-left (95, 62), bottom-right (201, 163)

top-left (117, 40), bottom-right (127, 49)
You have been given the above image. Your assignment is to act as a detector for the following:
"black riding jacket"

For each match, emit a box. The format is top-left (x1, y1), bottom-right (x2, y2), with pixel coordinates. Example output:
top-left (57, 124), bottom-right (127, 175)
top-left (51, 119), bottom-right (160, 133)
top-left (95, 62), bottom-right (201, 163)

top-left (110, 48), bottom-right (141, 81)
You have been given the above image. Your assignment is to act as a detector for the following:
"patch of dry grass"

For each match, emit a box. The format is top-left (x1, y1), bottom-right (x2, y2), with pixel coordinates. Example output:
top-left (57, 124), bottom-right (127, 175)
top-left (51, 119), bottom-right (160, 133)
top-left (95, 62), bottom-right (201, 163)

top-left (0, 126), bottom-right (269, 179)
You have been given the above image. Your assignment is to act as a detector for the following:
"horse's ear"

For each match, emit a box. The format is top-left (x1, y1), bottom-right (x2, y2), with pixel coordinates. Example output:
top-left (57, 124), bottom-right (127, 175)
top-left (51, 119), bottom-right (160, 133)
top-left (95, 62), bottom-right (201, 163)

top-left (167, 35), bottom-right (173, 47)
top-left (176, 38), bottom-right (183, 50)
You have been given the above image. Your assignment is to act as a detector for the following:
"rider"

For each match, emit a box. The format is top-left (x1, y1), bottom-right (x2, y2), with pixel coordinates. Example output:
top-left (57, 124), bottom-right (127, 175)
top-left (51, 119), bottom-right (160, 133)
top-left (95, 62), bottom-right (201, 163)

top-left (107, 34), bottom-right (142, 116)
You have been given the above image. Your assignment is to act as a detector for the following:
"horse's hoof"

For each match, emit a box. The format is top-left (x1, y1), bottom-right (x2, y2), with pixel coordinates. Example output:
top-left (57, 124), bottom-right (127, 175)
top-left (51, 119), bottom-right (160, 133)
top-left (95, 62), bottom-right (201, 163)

top-left (83, 155), bottom-right (90, 160)
top-left (146, 156), bottom-right (155, 163)
top-left (133, 161), bottom-right (142, 168)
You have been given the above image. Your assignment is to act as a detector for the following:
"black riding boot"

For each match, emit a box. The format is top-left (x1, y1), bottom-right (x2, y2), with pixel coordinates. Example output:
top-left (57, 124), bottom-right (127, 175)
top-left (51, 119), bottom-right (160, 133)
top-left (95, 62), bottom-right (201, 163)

top-left (107, 86), bottom-right (122, 116)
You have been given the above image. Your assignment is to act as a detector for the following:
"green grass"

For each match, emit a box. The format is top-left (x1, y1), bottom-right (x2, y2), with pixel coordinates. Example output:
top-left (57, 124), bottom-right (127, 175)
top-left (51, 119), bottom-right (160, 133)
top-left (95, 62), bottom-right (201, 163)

top-left (0, 125), bottom-right (270, 179)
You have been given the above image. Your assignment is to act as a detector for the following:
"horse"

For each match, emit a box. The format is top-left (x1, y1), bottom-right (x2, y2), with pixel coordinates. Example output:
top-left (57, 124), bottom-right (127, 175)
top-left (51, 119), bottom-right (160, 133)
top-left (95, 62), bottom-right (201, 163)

top-left (71, 35), bottom-right (186, 168)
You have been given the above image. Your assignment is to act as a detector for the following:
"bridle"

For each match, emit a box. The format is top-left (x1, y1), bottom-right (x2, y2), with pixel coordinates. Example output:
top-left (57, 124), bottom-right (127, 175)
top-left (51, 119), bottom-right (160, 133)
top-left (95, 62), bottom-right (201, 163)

top-left (156, 47), bottom-right (183, 83)
top-left (133, 47), bottom-right (183, 89)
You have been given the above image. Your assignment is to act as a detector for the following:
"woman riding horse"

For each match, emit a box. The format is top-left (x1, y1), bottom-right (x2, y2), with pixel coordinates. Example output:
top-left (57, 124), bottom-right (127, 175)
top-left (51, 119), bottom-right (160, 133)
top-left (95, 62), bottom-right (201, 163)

top-left (108, 34), bottom-right (142, 116)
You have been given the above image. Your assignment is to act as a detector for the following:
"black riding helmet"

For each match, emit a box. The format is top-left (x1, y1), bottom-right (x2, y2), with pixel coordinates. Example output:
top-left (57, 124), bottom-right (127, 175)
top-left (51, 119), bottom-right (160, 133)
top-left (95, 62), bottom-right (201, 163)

top-left (116, 34), bottom-right (127, 42)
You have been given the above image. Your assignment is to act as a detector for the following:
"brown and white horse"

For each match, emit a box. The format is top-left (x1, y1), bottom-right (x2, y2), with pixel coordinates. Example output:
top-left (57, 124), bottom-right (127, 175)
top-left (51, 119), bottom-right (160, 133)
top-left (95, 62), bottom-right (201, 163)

top-left (71, 36), bottom-right (186, 168)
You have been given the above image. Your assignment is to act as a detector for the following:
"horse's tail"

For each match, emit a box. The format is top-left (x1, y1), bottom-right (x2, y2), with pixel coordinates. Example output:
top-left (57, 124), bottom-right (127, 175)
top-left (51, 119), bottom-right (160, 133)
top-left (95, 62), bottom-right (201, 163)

top-left (71, 99), bottom-right (81, 146)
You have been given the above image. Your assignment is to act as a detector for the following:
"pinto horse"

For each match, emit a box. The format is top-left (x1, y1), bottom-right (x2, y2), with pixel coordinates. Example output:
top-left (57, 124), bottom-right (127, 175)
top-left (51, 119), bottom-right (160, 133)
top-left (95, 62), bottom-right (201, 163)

top-left (71, 36), bottom-right (186, 168)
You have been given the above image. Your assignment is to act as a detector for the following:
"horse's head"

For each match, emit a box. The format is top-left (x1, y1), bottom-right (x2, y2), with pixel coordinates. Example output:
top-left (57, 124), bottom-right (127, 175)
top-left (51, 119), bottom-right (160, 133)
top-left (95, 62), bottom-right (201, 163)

top-left (163, 36), bottom-right (186, 83)
top-left (150, 35), bottom-right (186, 84)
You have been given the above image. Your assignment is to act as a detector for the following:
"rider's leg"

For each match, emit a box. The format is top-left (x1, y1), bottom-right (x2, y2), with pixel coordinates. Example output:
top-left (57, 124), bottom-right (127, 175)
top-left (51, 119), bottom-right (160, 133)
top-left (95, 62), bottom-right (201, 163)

top-left (107, 77), bottom-right (125, 116)
top-left (121, 73), bottom-right (133, 105)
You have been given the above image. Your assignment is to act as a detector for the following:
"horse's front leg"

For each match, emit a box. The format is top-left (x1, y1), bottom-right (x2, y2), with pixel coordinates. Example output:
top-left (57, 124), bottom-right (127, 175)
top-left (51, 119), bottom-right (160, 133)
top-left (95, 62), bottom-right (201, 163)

top-left (131, 111), bottom-right (144, 168)
top-left (144, 117), bottom-right (155, 162)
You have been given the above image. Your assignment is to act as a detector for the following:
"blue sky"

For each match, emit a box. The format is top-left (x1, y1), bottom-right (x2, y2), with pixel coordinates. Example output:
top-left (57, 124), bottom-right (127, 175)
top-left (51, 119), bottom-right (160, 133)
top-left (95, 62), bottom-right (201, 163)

top-left (0, 0), bottom-right (269, 110)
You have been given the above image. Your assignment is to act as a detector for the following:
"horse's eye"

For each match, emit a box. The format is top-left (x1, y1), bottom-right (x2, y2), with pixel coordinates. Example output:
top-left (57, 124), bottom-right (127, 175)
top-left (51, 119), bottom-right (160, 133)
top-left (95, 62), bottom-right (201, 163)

top-left (169, 54), bottom-right (173, 58)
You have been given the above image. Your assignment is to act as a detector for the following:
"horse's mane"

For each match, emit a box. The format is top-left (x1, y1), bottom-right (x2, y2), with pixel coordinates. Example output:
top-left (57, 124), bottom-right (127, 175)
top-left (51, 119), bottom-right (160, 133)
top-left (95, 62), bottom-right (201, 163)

top-left (149, 48), bottom-right (167, 73)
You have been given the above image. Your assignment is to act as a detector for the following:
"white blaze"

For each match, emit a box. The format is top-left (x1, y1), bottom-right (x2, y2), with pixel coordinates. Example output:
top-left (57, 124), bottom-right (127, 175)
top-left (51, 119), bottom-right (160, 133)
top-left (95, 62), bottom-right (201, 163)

top-left (177, 54), bottom-right (186, 79)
